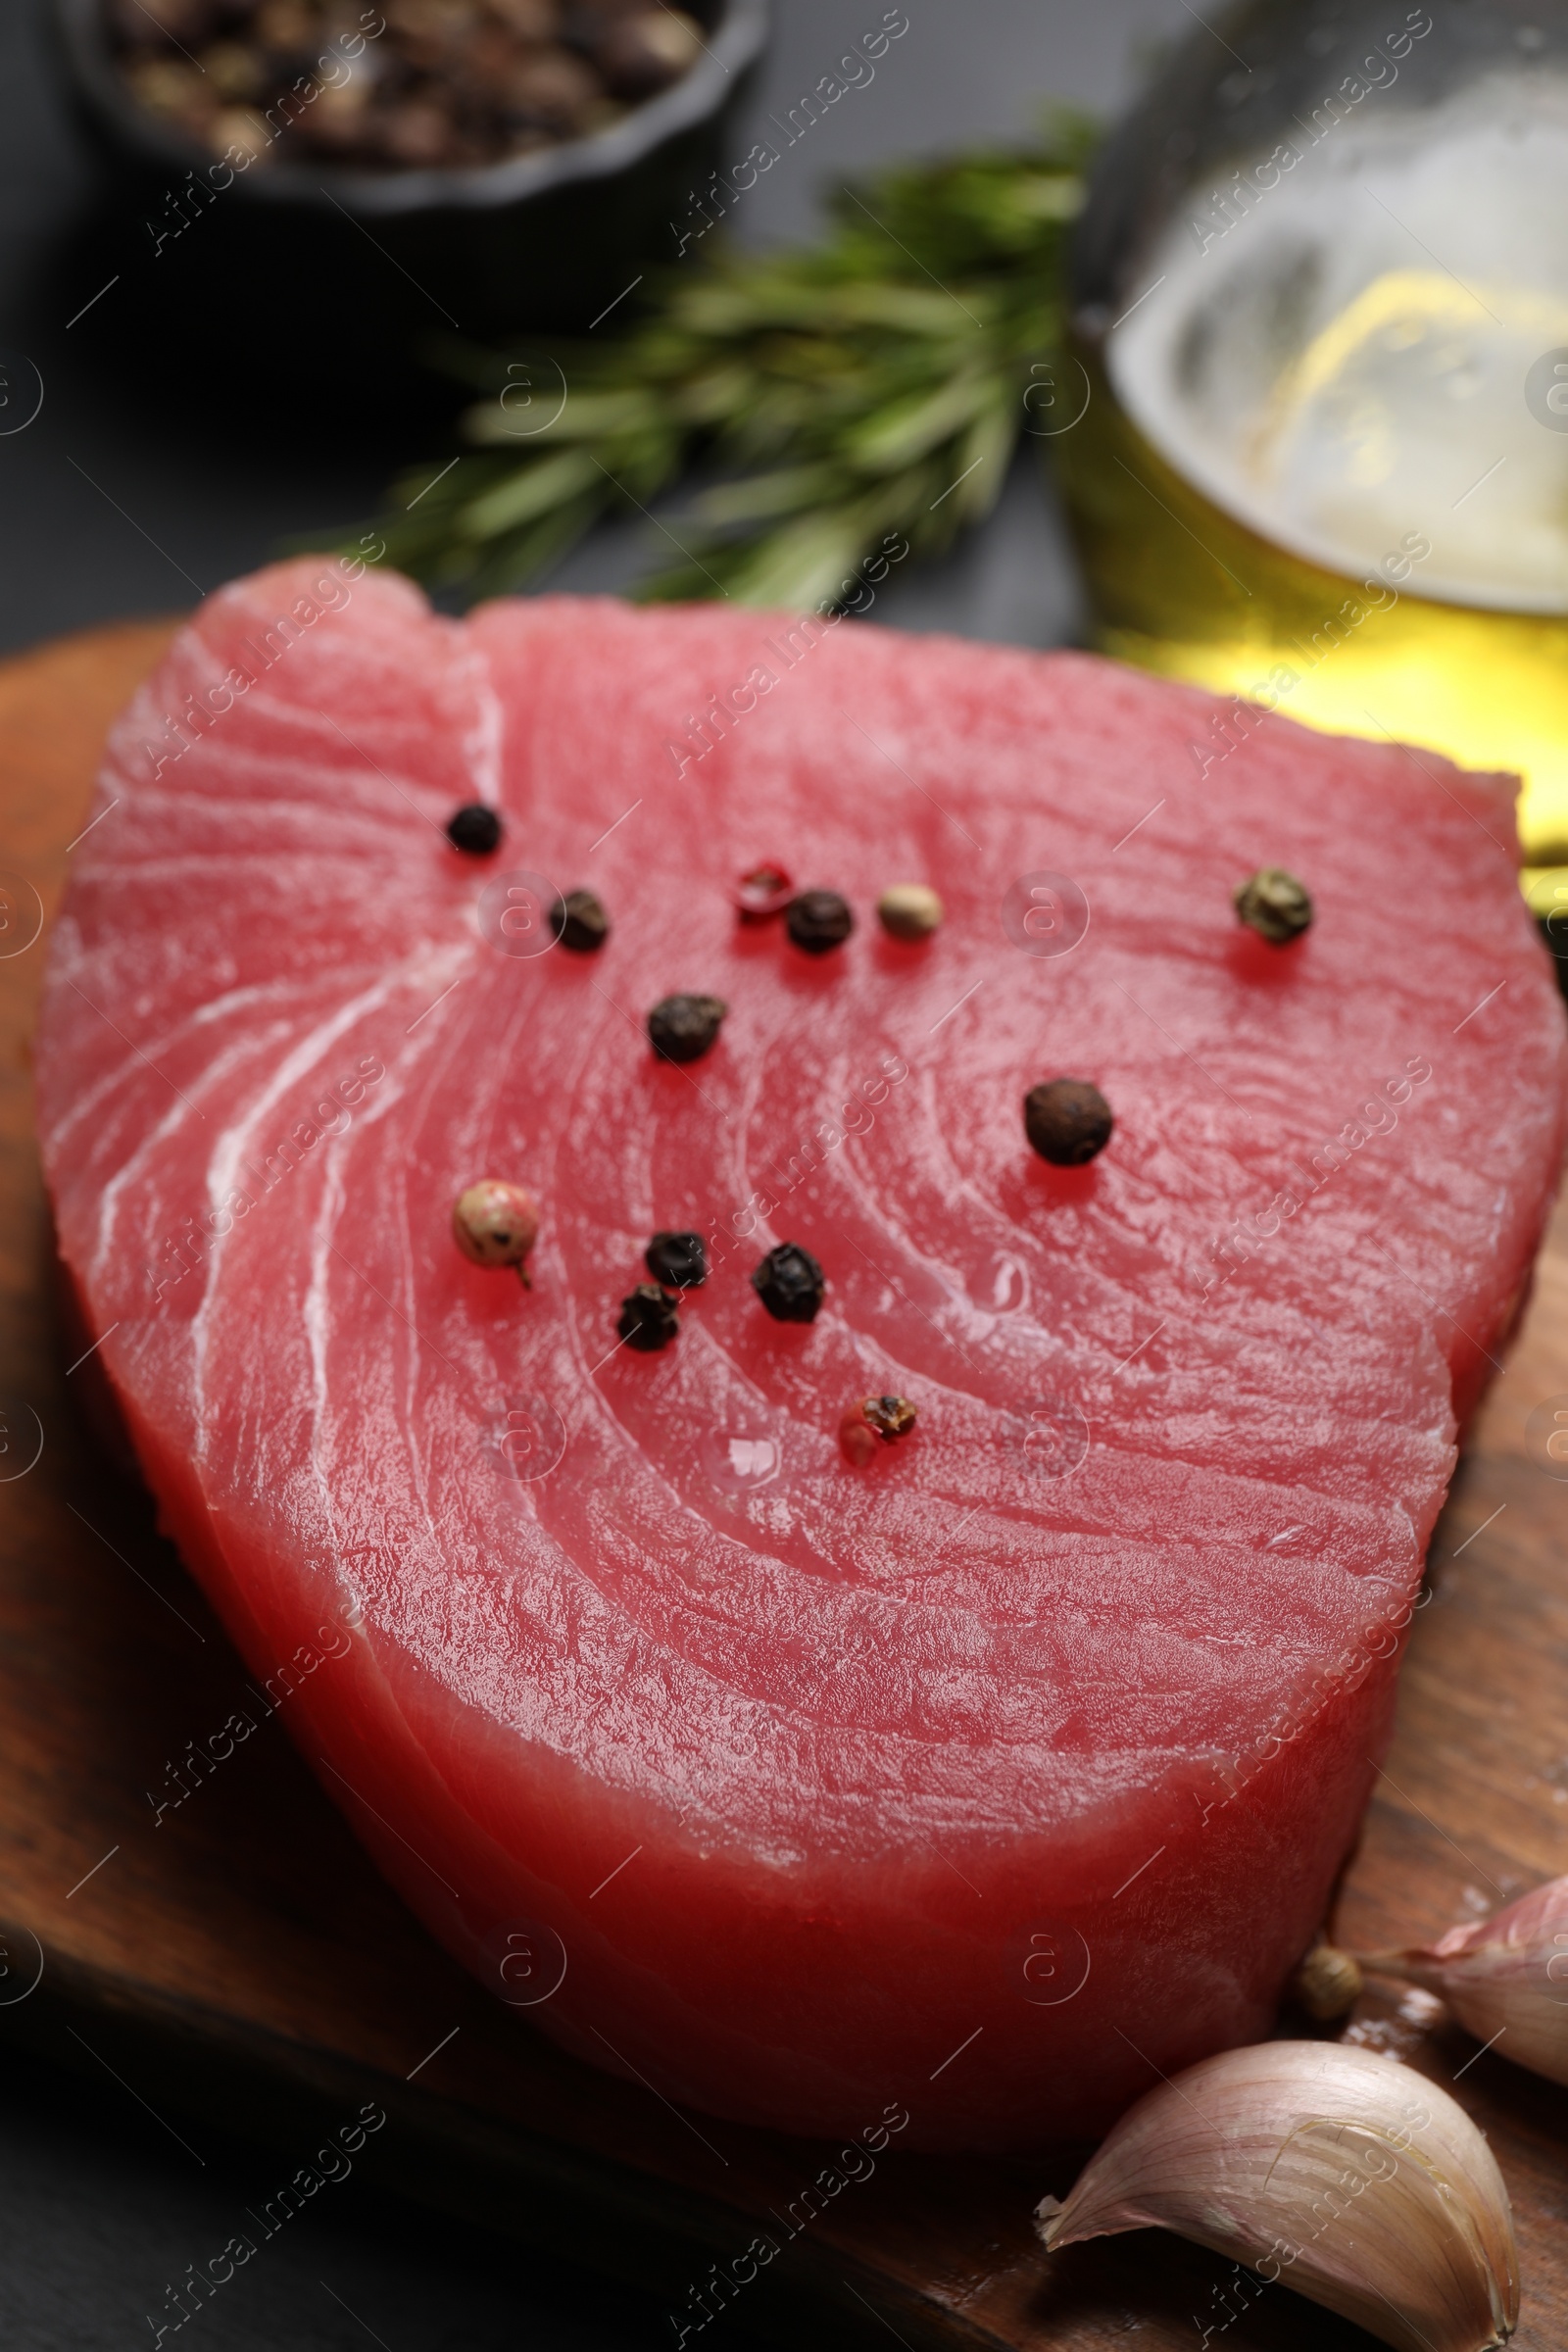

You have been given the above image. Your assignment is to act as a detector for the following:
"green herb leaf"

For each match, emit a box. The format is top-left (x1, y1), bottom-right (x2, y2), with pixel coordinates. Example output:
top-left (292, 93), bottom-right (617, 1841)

top-left (354, 113), bottom-right (1097, 606)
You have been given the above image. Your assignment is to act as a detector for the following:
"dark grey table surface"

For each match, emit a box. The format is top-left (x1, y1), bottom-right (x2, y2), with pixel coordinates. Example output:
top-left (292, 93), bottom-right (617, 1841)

top-left (0, 0), bottom-right (1190, 2342)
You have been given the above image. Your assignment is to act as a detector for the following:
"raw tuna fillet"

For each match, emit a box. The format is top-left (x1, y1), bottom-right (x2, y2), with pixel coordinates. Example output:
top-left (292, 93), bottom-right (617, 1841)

top-left (36, 561), bottom-right (1567, 2152)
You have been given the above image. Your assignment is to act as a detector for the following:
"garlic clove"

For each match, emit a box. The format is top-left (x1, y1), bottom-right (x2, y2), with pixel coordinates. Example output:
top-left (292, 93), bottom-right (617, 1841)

top-left (1358, 1873), bottom-right (1568, 2088)
top-left (1035, 2040), bottom-right (1518, 2352)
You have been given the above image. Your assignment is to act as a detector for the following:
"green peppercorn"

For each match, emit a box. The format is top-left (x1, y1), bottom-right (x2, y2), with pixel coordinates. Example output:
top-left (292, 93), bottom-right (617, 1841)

top-left (1234, 866), bottom-right (1313, 945)
top-left (551, 888), bottom-right (610, 952)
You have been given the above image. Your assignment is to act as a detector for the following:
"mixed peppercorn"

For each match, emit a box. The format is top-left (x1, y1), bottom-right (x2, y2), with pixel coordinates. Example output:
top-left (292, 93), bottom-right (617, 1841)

top-left (442, 794), bottom-right (1315, 1459)
top-left (107, 0), bottom-right (705, 174)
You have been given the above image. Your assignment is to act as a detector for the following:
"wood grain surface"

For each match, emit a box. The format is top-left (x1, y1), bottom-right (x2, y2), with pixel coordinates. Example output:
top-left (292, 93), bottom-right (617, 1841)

top-left (2, 618), bottom-right (1566, 2352)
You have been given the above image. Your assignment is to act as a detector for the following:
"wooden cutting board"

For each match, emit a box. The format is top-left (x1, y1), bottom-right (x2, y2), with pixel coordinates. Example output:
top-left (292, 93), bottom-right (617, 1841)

top-left (3, 618), bottom-right (1567, 2352)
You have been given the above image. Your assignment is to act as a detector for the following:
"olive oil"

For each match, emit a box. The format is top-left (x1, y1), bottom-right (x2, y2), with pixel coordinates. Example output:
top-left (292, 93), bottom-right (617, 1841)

top-left (1061, 59), bottom-right (1568, 921)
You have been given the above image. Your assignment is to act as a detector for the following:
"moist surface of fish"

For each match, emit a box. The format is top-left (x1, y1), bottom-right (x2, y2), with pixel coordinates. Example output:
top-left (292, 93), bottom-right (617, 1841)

top-left (36, 563), bottom-right (1568, 2149)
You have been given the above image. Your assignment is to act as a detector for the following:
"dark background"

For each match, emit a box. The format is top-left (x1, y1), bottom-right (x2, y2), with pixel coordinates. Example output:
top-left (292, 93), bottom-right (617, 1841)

top-left (0, 1), bottom-right (1193, 2343)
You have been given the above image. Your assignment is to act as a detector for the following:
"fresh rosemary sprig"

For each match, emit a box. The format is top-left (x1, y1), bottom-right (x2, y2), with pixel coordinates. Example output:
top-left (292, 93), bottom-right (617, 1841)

top-left (368, 116), bottom-right (1095, 608)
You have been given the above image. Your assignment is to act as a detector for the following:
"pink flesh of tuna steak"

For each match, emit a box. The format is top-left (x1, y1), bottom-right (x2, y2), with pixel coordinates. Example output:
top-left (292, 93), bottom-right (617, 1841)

top-left (36, 561), bottom-right (1567, 2151)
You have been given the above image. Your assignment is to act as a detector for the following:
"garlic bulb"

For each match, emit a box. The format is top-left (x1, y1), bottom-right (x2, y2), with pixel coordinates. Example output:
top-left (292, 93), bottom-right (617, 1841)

top-left (1358, 1875), bottom-right (1568, 2087)
top-left (1035, 2040), bottom-right (1517, 2352)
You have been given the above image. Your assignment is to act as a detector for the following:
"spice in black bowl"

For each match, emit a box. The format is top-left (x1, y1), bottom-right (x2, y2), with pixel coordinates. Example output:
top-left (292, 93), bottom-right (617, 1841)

top-left (103, 0), bottom-right (708, 172)
top-left (56, 0), bottom-right (769, 354)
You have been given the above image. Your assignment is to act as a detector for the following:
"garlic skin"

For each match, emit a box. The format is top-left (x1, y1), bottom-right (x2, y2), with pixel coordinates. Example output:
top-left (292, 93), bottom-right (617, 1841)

top-left (1358, 1874), bottom-right (1568, 2087)
top-left (1035, 2041), bottom-right (1517, 2352)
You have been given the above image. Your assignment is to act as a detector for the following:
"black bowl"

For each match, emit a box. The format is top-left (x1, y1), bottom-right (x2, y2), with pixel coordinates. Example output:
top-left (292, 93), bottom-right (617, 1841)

top-left (53, 0), bottom-right (769, 351)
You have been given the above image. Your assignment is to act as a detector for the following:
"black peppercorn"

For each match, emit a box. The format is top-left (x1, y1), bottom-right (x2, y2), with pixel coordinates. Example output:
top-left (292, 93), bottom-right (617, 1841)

top-left (785, 889), bottom-right (854, 955)
top-left (751, 1241), bottom-right (825, 1323)
top-left (446, 803), bottom-right (503, 855)
top-left (646, 1231), bottom-right (707, 1289)
top-left (648, 994), bottom-right (727, 1062)
top-left (617, 1283), bottom-right (680, 1350)
top-left (1024, 1078), bottom-right (1114, 1166)
top-left (550, 888), bottom-right (610, 953)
